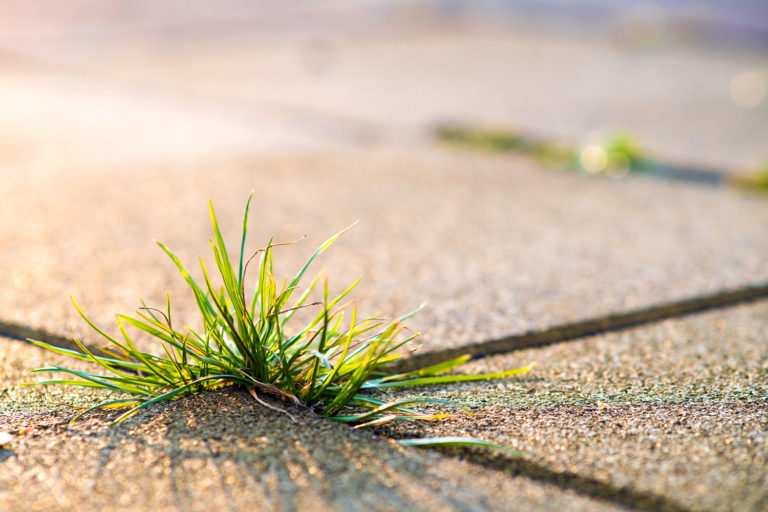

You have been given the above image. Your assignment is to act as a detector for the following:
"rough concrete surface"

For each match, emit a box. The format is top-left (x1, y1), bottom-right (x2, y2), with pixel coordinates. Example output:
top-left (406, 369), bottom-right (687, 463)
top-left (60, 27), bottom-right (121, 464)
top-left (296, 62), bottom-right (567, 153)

top-left (2, 149), bottom-right (766, 511)
top-left (384, 302), bottom-right (768, 512)
top-left (1, 338), bottom-right (623, 512)
top-left (1, 5), bottom-right (767, 512)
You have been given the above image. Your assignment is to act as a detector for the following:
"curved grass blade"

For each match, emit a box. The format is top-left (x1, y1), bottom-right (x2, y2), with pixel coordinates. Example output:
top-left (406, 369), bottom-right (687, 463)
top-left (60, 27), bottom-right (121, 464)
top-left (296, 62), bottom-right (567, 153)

top-left (331, 397), bottom-right (457, 423)
top-left (277, 223), bottom-right (357, 313)
top-left (362, 364), bottom-right (534, 390)
top-left (27, 339), bottom-right (145, 372)
top-left (238, 191), bottom-right (254, 281)
top-left (156, 241), bottom-right (216, 319)
top-left (70, 398), bottom-right (144, 423)
top-left (376, 354), bottom-right (472, 383)
top-left (352, 414), bottom-right (398, 429)
top-left (33, 364), bottom-right (153, 395)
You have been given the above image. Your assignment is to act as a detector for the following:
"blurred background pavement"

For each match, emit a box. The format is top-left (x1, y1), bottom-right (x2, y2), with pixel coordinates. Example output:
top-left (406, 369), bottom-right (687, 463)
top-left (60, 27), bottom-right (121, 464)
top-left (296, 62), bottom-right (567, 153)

top-left (0, 0), bottom-right (766, 172)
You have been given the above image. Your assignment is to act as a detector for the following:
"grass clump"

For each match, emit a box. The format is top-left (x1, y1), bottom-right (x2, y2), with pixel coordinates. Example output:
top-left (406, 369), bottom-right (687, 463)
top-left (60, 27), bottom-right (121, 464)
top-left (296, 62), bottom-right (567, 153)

top-left (436, 125), bottom-right (526, 153)
top-left (435, 124), bottom-right (651, 176)
top-left (30, 194), bottom-right (530, 450)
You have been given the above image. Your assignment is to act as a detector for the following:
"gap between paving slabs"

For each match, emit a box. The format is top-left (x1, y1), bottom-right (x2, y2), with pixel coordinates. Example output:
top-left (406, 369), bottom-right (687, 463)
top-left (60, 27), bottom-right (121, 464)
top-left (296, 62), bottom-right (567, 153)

top-left (0, 354), bottom-right (623, 512)
top-left (3, 150), bottom-right (764, 510)
top-left (392, 280), bottom-right (768, 372)
top-left (434, 124), bottom-right (768, 196)
top-left (5, 281), bottom-right (768, 512)
top-left (379, 407), bottom-right (755, 512)
top-left (6, 280), bottom-right (768, 379)
top-left (378, 300), bottom-right (768, 512)
top-left (5, 149), bottom-right (768, 358)
top-left (4, 280), bottom-right (767, 406)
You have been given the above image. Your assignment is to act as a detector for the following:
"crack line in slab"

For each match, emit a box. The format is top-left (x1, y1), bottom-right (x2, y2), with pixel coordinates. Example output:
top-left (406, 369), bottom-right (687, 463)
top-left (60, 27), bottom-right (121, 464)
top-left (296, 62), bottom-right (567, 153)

top-left (392, 280), bottom-right (768, 372)
top-left (4, 282), bottom-right (763, 512)
top-left (3, 45), bottom-right (765, 191)
top-left (464, 453), bottom-right (693, 512)
top-left (5, 281), bottom-right (768, 367)
top-left (0, 321), bottom-right (92, 353)
top-left (435, 124), bottom-right (735, 189)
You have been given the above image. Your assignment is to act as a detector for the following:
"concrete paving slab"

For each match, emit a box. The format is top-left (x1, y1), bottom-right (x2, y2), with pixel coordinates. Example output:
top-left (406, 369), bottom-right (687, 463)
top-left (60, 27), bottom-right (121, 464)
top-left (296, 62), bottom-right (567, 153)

top-left (11, 26), bottom-right (766, 171)
top-left (0, 338), bottom-right (623, 512)
top-left (0, 65), bottom-right (342, 170)
top-left (2, 148), bottom-right (768, 354)
top-left (1, 6), bottom-right (765, 511)
top-left (382, 302), bottom-right (768, 512)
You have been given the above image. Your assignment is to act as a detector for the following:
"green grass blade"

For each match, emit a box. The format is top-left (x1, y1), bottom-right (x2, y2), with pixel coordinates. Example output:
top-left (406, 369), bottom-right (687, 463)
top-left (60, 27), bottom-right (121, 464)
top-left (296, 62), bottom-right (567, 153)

top-left (377, 355), bottom-right (472, 383)
top-left (26, 377), bottom-right (132, 389)
top-left (208, 200), bottom-right (235, 281)
top-left (156, 241), bottom-right (217, 321)
top-left (36, 364), bottom-right (153, 395)
top-left (199, 258), bottom-right (257, 371)
top-left (238, 192), bottom-right (254, 281)
top-left (70, 398), bottom-right (145, 422)
top-left (331, 397), bottom-right (456, 423)
top-left (70, 297), bottom-right (124, 346)
top-left (362, 365), bottom-right (534, 389)
top-left (278, 223), bottom-right (357, 312)
top-left (27, 339), bottom-right (145, 372)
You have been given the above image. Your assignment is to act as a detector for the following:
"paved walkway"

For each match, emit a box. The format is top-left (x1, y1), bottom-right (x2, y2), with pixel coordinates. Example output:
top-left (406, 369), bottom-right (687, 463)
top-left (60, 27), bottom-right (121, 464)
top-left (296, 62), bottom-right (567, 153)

top-left (1, 6), bottom-right (767, 512)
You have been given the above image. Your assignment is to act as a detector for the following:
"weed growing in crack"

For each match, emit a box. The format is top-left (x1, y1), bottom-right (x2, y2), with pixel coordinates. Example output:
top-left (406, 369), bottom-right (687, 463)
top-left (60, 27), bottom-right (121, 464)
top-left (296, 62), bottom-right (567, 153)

top-left (30, 194), bottom-right (530, 451)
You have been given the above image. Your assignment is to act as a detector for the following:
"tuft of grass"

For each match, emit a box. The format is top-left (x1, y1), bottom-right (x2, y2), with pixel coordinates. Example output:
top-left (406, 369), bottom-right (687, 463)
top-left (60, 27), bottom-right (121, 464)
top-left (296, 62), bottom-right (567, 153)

top-left (436, 125), bottom-right (526, 153)
top-left (435, 124), bottom-right (652, 176)
top-left (600, 132), bottom-right (649, 174)
top-left (29, 194), bottom-right (530, 452)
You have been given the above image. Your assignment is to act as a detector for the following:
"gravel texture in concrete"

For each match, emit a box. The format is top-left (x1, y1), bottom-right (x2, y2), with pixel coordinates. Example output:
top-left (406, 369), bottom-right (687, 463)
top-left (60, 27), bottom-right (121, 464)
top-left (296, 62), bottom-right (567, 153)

top-left (382, 302), bottom-right (768, 512)
top-left (1, 338), bottom-right (622, 512)
top-left (2, 7), bottom-right (767, 511)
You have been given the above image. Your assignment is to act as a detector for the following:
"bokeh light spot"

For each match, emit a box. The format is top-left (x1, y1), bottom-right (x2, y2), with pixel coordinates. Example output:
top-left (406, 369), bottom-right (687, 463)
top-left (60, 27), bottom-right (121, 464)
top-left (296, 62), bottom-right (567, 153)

top-left (580, 145), bottom-right (608, 173)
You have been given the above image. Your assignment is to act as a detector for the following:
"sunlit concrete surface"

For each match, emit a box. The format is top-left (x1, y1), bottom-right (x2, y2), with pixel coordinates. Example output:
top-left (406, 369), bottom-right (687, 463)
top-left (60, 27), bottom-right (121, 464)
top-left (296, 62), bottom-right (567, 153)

top-left (0, 1), bottom-right (766, 170)
top-left (1, 3), bottom-right (767, 512)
